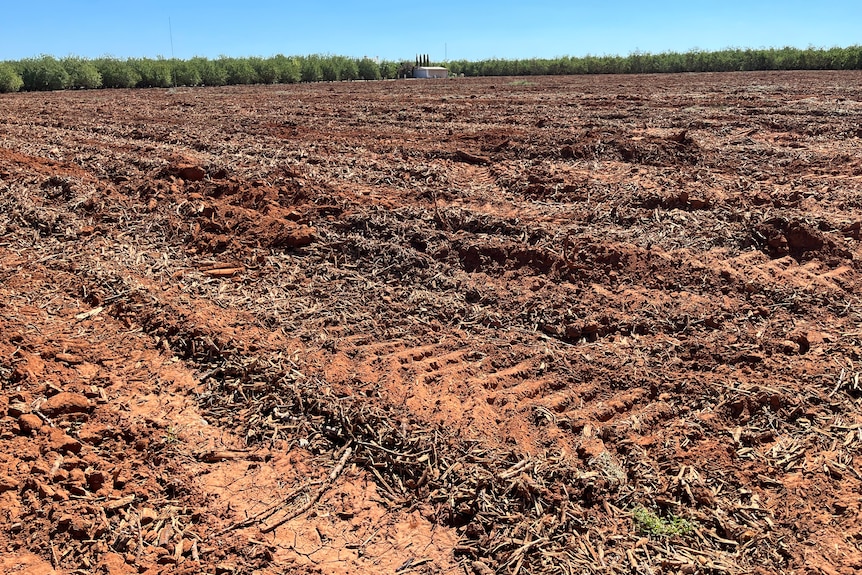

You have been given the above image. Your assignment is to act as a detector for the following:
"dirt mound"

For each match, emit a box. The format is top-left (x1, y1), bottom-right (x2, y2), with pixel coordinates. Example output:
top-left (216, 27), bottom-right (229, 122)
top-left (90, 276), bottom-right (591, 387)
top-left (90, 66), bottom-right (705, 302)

top-left (561, 128), bottom-right (701, 166)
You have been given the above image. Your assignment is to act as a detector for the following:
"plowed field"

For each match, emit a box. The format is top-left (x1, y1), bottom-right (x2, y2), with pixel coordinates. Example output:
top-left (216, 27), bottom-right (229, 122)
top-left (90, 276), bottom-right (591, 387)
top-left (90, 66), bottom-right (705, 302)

top-left (2, 71), bottom-right (862, 575)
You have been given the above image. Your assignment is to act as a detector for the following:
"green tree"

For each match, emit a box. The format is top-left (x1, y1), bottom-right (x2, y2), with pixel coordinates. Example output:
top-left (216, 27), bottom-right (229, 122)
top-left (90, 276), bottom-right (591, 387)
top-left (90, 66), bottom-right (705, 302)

top-left (378, 60), bottom-right (398, 79)
top-left (170, 59), bottom-right (201, 86)
top-left (321, 56), bottom-right (341, 81)
top-left (340, 57), bottom-right (359, 81)
top-left (220, 57), bottom-right (256, 85)
top-left (300, 56), bottom-right (323, 82)
top-left (130, 58), bottom-right (172, 88)
top-left (357, 57), bottom-right (381, 80)
top-left (250, 57), bottom-right (278, 84)
top-left (396, 60), bottom-right (415, 78)
top-left (190, 57), bottom-right (227, 86)
top-left (271, 55), bottom-right (301, 83)
top-left (845, 46), bottom-right (862, 69)
top-left (19, 55), bottom-right (70, 91)
top-left (93, 58), bottom-right (140, 88)
top-left (0, 62), bottom-right (24, 92)
top-left (61, 57), bottom-right (102, 89)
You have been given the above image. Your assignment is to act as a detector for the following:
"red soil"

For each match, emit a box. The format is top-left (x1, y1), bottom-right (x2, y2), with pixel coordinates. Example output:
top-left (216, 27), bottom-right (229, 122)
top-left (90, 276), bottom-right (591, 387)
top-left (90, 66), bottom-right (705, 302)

top-left (1, 72), bottom-right (861, 575)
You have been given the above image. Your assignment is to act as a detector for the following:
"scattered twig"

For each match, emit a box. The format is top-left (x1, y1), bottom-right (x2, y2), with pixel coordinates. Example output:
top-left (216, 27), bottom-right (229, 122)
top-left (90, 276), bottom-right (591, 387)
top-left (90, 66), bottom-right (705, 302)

top-left (260, 445), bottom-right (354, 534)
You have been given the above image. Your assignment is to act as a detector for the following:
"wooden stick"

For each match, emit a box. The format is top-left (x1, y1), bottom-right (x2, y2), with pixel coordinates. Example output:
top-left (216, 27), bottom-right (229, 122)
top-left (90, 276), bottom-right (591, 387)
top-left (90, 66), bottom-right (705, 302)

top-left (260, 445), bottom-right (353, 534)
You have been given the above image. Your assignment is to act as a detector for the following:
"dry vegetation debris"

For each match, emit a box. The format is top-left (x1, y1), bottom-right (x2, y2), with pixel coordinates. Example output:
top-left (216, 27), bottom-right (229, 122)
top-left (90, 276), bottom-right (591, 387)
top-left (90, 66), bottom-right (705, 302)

top-left (1, 72), bottom-right (862, 575)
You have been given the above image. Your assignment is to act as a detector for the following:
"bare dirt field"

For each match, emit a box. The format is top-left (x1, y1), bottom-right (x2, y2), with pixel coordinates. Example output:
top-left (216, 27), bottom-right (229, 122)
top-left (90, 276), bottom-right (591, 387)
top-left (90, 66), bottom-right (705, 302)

top-left (1, 71), bottom-right (862, 575)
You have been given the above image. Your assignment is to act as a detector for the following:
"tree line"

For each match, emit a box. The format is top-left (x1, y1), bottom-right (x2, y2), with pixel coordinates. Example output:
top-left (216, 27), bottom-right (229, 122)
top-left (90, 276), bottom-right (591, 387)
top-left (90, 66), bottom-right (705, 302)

top-left (1, 46), bottom-right (861, 93)
top-left (0, 55), bottom-right (409, 93)
top-left (445, 46), bottom-right (862, 77)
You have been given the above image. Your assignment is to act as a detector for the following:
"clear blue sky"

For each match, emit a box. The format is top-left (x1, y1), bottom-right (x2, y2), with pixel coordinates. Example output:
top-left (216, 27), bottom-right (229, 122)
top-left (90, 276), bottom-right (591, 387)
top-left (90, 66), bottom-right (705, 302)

top-left (3, 1), bottom-right (860, 62)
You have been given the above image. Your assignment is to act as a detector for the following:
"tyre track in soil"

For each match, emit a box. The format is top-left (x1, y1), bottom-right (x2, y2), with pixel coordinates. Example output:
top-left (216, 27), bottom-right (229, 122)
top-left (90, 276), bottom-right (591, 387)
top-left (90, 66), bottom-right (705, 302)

top-left (1, 72), bottom-right (862, 574)
top-left (0, 113), bottom-right (466, 575)
top-left (0, 147), bottom-right (460, 574)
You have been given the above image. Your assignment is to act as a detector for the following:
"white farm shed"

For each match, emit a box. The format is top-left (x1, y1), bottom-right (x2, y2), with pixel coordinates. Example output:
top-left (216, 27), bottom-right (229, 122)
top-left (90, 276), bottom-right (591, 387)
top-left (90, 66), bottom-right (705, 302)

top-left (414, 66), bottom-right (449, 79)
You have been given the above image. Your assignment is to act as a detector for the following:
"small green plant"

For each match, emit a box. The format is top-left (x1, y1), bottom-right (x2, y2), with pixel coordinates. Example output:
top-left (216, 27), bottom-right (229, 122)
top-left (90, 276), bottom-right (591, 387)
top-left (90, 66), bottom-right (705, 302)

top-left (632, 506), bottom-right (693, 538)
top-left (163, 426), bottom-right (180, 445)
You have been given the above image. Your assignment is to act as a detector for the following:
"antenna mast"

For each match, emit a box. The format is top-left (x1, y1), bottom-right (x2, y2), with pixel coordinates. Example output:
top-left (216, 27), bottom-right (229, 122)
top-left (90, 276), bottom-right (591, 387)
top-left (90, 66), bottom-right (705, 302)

top-left (169, 17), bottom-right (175, 59)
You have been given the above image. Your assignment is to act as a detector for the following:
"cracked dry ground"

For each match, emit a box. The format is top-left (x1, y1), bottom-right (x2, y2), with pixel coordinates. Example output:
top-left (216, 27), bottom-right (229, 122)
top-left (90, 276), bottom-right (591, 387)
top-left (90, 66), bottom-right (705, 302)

top-left (1, 71), bottom-right (862, 575)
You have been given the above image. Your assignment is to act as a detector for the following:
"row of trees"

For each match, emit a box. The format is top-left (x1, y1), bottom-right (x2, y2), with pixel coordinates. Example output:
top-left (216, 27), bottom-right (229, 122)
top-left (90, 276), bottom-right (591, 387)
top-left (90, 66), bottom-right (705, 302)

top-left (2, 46), bottom-right (862, 93)
top-left (445, 46), bottom-right (862, 77)
top-left (0, 54), bottom-right (407, 93)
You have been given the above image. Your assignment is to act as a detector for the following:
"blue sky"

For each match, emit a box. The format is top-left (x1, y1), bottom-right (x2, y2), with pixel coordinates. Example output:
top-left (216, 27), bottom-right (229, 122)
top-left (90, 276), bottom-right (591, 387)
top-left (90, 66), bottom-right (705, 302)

top-left (3, 1), bottom-right (860, 62)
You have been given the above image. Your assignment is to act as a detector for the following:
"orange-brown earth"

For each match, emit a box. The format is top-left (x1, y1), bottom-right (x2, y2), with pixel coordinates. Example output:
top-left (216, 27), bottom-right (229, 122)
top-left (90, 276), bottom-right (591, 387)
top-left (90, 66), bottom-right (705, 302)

top-left (1, 72), bottom-right (862, 575)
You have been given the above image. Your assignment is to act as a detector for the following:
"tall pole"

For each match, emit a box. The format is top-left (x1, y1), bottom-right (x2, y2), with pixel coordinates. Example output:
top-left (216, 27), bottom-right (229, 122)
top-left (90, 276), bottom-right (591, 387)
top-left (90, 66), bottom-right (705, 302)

top-left (169, 17), bottom-right (176, 88)
top-left (169, 17), bottom-right (175, 59)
